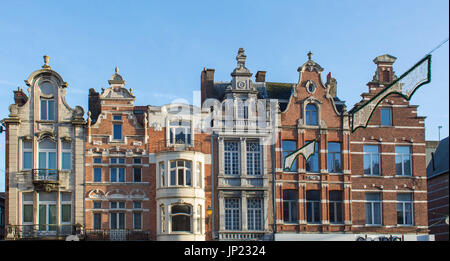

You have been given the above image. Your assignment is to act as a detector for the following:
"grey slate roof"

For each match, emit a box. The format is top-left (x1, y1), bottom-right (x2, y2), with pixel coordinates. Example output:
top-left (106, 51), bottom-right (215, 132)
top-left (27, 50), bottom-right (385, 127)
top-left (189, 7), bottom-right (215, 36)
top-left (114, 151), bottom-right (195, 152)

top-left (427, 136), bottom-right (449, 179)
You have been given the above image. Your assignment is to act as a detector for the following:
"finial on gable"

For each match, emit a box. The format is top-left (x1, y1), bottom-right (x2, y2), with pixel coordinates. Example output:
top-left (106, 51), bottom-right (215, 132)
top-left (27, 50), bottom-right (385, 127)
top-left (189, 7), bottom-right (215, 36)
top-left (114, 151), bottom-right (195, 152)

top-left (307, 51), bottom-right (313, 60)
top-left (42, 55), bottom-right (51, 69)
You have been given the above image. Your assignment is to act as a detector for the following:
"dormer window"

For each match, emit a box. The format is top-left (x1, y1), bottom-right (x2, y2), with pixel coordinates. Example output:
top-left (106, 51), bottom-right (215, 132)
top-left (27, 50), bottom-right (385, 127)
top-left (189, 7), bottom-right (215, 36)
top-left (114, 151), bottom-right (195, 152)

top-left (40, 99), bottom-right (55, 121)
top-left (305, 104), bottom-right (318, 125)
top-left (169, 120), bottom-right (191, 145)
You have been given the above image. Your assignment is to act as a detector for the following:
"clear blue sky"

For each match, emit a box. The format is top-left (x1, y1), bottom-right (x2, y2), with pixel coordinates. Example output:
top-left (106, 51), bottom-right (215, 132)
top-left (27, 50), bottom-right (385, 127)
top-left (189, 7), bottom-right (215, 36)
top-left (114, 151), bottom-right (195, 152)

top-left (0, 0), bottom-right (448, 191)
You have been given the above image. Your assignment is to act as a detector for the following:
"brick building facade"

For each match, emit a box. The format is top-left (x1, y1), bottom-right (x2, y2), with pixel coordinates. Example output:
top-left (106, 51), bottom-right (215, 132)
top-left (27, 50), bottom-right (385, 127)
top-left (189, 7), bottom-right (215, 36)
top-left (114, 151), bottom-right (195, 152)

top-left (83, 68), bottom-right (153, 240)
top-left (2, 51), bottom-right (436, 241)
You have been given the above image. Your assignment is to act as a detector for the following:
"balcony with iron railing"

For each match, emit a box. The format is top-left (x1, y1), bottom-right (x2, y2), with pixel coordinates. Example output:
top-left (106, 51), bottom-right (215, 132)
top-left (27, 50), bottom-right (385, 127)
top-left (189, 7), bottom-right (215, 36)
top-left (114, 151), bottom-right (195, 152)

top-left (155, 139), bottom-right (203, 153)
top-left (84, 229), bottom-right (152, 241)
top-left (31, 169), bottom-right (60, 191)
top-left (6, 224), bottom-right (81, 240)
top-left (218, 231), bottom-right (267, 241)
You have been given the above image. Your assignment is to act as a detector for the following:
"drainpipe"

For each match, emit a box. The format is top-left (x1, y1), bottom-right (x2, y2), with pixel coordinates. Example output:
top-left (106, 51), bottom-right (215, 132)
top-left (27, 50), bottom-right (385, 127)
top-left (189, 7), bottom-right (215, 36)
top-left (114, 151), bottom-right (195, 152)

top-left (271, 143), bottom-right (277, 239)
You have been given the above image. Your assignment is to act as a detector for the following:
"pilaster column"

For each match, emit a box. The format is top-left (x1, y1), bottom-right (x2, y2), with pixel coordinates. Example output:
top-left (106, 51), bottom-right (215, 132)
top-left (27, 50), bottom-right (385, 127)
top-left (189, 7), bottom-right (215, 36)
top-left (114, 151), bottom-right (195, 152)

top-left (241, 191), bottom-right (248, 231)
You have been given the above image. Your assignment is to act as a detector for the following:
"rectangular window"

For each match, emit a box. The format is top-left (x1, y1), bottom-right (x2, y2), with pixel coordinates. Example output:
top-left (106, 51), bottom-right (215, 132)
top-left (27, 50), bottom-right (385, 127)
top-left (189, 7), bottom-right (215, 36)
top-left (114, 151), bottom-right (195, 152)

top-left (133, 168), bottom-right (142, 182)
top-left (60, 192), bottom-right (72, 224)
top-left (306, 190), bottom-right (321, 223)
top-left (397, 193), bottom-right (413, 225)
top-left (93, 213), bottom-right (102, 230)
top-left (224, 198), bottom-right (240, 230)
top-left (113, 124), bottom-right (122, 140)
top-left (283, 190), bottom-right (298, 223)
top-left (224, 141), bottom-right (239, 175)
top-left (380, 108), bottom-right (392, 126)
top-left (395, 146), bottom-right (412, 176)
top-left (22, 141), bottom-right (33, 170)
top-left (328, 142), bottom-right (342, 173)
top-left (133, 212), bottom-right (142, 230)
top-left (93, 157), bottom-right (102, 164)
top-left (110, 212), bottom-right (125, 229)
top-left (110, 158), bottom-right (125, 164)
top-left (110, 168), bottom-right (125, 182)
top-left (133, 201), bottom-right (142, 209)
top-left (282, 140), bottom-right (297, 172)
top-left (133, 158), bottom-right (142, 164)
top-left (365, 193), bottom-right (382, 225)
top-left (363, 145), bottom-right (380, 176)
top-left (160, 161), bottom-right (165, 187)
top-left (62, 152), bottom-right (71, 170)
top-left (246, 141), bottom-right (261, 176)
top-left (247, 198), bottom-right (263, 230)
top-left (196, 162), bottom-right (202, 188)
top-left (110, 201), bottom-right (125, 209)
top-left (93, 168), bottom-right (102, 182)
top-left (305, 141), bottom-right (319, 172)
top-left (40, 99), bottom-right (55, 121)
top-left (93, 201), bottom-right (102, 209)
top-left (329, 191), bottom-right (343, 223)
top-left (113, 115), bottom-right (122, 121)
top-left (23, 204), bottom-right (34, 223)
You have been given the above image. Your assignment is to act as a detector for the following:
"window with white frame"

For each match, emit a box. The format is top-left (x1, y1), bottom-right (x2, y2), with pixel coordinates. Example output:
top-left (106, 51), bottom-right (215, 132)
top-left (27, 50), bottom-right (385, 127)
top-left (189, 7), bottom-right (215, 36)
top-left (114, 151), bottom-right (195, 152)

top-left (22, 141), bottom-right (33, 170)
top-left (169, 120), bottom-right (191, 145)
top-left (247, 198), bottom-right (263, 231)
top-left (169, 160), bottom-right (192, 186)
top-left (237, 104), bottom-right (249, 119)
top-left (246, 141), bottom-right (261, 176)
top-left (38, 139), bottom-right (57, 180)
top-left (159, 161), bottom-right (165, 187)
top-left (160, 205), bottom-right (166, 233)
top-left (224, 141), bottom-right (239, 175)
top-left (306, 190), bottom-right (321, 223)
top-left (329, 191), bottom-right (343, 223)
top-left (397, 193), bottom-right (413, 226)
top-left (364, 145), bottom-right (380, 176)
top-left (40, 99), bottom-right (55, 121)
top-left (60, 192), bottom-right (72, 231)
top-left (305, 104), bottom-right (318, 125)
top-left (365, 193), bottom-right (382, 225)
top-left (61, 142), bottom-right (71, 170)
top-left (380, 107), bottom-right (392, 126)
top-left (110, 201), bottom-right (125, 229)
top-left (93, 213), bottom-right (102, 230)
top-left (133, 212), bottom-right (142, 230)
top-left (113, 124), bottom-right (122, 140)
top-left (196, 162), bottom-right (202, 188)
top-left (328, 142), bottom-right (342, 173)
top-left (171, 204), bottom-right (192, 232)
top-left (110, 158), bottom-right (125, 182)
top-left (93, 168), bottom-right (102, 182)
top-left (395, 146), bottom-right (412, 176)
top-left (196, 205), bottom-right (202, 233)
top-left (22, 192), bottom-right (34, 225)
top-left (38, 192), bottom-right (57, 232)
top-left (224, 198), bottom-right (240, 230)
top-left (133, 167), bottom-right (142, 182)
top-left (283, 190), bottom-right (298, 223)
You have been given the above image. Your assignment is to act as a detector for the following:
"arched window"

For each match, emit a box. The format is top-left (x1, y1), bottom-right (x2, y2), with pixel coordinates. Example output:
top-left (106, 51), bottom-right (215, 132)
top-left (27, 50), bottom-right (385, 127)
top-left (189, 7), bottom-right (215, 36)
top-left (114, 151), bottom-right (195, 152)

top-left (171, 204), bottom-right (192, 232)
top-left (305, 104), bottom-right (318, 125)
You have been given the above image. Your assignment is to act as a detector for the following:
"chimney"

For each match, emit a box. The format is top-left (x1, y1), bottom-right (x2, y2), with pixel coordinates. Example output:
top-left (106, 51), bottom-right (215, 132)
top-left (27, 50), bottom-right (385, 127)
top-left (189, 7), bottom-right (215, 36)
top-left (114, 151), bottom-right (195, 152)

top-left (13, 87), bottom-right (28, 106)
top-left (88, 88), bottom-right (101, 123)
top-left (326, 72), bottom-right (332, 83)
top-left (201, 68), bottom-right (215, 105)
top-left (255, 71), bottom-right (266, 82)
top-left (373, 54), bottom-right (397, 83)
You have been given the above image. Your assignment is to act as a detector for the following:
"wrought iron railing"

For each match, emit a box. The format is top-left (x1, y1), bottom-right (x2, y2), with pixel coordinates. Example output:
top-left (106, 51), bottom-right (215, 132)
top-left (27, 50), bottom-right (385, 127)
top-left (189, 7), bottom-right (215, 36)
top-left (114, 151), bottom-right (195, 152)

top-left (155, 139), bottom-right (203, 153)
top-left (84, 229), bottom-right (152, 241)
top-left (218, 231), bottom-right (266, 241)
top-left (6, 224), bottom-right (81, 240)
top-left (32, 169), bottom-right (59, 182)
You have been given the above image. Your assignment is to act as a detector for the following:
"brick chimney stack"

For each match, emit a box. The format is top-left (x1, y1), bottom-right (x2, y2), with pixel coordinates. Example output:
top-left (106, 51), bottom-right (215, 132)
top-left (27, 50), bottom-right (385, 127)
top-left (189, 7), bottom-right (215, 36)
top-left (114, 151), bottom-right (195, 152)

top-left (201, 68), bottom-right (215, 105)
top-left (255, 71), bottom-right (266, 82)
top-left (13, 87), bottom-right (28, 106)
